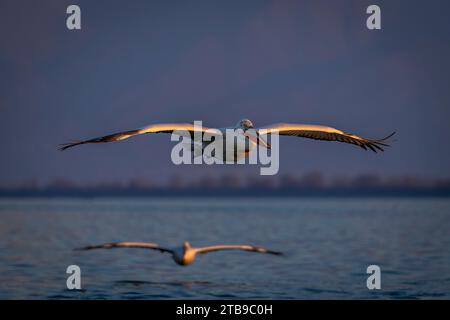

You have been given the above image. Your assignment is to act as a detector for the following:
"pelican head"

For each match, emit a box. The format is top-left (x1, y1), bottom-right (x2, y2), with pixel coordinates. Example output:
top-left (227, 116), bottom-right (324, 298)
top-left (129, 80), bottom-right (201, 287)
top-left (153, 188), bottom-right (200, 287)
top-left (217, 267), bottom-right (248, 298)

top-left (183, 241), bottom-right (192, 252)
top-left (236, 118), bottom-right (271, 149)
top-left (237, 119), bottom-right (254, 130)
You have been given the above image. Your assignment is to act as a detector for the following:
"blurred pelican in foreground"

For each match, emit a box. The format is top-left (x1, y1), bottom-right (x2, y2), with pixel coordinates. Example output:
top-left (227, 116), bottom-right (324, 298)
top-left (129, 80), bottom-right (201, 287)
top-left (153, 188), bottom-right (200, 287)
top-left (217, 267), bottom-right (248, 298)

top-left (77, 241), bottom-right (282, 266)
top-left (59, 119), bottom-right (395, 160)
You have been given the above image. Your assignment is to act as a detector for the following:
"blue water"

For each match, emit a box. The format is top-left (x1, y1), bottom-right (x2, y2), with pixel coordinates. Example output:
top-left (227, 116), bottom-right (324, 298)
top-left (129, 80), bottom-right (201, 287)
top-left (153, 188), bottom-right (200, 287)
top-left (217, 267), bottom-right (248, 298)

top-left (0, 197), bottom-right (449, 299)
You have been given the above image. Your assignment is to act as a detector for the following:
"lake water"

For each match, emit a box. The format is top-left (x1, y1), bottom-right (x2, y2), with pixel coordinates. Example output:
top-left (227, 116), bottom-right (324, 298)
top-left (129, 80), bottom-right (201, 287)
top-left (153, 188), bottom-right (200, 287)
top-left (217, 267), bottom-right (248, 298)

top-left (0, 197), bottom-right (449, 299)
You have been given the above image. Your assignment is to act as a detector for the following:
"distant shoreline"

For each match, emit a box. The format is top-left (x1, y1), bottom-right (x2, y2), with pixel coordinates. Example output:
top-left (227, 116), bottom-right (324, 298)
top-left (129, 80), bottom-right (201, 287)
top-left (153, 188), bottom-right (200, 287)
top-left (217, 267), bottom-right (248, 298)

top-left (1, 187), bottom-right (449, 198)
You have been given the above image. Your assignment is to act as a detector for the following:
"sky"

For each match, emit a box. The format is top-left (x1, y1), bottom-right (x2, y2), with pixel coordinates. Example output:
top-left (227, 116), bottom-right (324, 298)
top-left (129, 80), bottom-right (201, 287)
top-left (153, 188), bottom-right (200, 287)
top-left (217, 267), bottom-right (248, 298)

top-left (1, 0), bottom-right (450, 186)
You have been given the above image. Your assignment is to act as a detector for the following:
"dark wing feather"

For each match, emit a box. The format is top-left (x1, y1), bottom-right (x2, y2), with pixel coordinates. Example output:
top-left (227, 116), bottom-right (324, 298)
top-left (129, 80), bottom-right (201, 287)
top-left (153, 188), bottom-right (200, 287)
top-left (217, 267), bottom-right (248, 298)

top-left (259, 124), bottom-right (395, 153)
top-left (59, 123), bottom-right (220, 151)
top-left (196, 245), bottom-right (283, 256)
top-left (75, 242), bottom-right (173, 254)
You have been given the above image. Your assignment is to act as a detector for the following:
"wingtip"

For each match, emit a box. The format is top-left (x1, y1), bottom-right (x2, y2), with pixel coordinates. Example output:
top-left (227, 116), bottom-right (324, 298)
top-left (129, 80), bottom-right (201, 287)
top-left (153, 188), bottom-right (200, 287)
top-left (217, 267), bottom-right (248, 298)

top-left (58, 142), bottom-right (72, 151)
top-left (380, 131), bottom-right (396, 142)
top-left (58, 141), bottom-right (82, 151)
top-left (265, 249), bottom-right (283, 256)
top-left (74, 244), bottom-right (99, 251)
top-left (365, 131), bottom-right (396, 152)
top-left (58, 144), bottom-right (69, 151)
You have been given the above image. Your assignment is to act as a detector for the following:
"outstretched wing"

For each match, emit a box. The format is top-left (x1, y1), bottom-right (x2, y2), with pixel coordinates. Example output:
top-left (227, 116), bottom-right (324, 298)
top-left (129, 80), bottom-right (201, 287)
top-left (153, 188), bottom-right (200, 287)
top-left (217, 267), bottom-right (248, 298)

top-left (59, 123), bottom-right (221, 150)
top-left (195, 245), bottom-right (282, 256)
top-left (258, 123), bottom-right (395, 152)
top-left (76, 242), bottom-right (173, 254)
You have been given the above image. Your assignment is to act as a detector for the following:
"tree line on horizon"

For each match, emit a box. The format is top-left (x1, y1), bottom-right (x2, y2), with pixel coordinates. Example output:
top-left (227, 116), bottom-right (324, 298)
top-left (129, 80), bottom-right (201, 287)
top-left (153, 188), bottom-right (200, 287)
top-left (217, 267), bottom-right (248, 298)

top-left (1, 172), bottom-right (449, 197)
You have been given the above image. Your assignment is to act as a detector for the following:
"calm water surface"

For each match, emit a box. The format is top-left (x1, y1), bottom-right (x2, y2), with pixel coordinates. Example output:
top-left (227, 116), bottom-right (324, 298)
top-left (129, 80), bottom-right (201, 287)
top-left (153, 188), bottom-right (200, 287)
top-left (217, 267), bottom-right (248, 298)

top-left (0, 197), bottom-right (449, 299)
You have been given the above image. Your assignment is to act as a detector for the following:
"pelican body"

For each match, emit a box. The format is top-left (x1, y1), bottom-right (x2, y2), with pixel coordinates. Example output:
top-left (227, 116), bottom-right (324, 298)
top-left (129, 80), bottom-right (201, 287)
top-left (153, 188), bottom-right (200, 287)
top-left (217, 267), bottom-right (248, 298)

top-left (190, 121), bottom-right (260, 162)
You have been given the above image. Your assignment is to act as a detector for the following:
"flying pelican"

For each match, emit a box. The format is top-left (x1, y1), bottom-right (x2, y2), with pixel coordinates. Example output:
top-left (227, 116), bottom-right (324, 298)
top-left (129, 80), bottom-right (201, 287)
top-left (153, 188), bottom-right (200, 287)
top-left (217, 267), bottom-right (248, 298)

top-left (59, 119), bottom-right (395, 160)
top-left (77, 241), bottom-right (282, 266)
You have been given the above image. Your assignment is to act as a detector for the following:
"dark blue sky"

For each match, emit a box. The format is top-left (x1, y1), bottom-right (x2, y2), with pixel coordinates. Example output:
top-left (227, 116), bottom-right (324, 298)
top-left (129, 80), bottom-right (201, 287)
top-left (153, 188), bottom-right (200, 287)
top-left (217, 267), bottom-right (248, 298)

top-left (1, 0), bottom-right (450, 186)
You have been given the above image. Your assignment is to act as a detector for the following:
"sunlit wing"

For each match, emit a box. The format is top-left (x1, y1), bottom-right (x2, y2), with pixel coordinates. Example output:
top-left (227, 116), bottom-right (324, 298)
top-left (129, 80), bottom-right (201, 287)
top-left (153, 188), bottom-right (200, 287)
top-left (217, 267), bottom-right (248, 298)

top-left (195, 245), bottom-right (282, 255)
top-left (59, 123), bottom-right (221, 150)
top-left (258, 123), bottom-right (395, 152)
top-left (76, 242), bottom-right (173, 254)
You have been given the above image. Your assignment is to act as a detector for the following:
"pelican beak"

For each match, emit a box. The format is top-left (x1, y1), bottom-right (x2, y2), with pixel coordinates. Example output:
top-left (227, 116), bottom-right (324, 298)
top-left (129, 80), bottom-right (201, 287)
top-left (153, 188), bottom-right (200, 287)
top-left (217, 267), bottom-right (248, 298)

top-left (245, 130), bottom-right (272, 149)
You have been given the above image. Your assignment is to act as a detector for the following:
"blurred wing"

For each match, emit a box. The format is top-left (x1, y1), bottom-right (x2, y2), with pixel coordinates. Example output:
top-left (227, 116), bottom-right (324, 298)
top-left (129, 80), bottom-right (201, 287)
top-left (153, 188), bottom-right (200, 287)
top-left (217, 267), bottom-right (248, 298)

top-left (59, 123), bottom-right (221, 150)
top-left (258, 123), bottom-right (395, 152)
top-left (76, 242), bottom-right (173, 254)
top-left (196, 245), bottom-right (282, 256)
